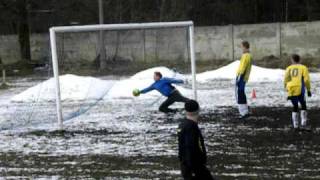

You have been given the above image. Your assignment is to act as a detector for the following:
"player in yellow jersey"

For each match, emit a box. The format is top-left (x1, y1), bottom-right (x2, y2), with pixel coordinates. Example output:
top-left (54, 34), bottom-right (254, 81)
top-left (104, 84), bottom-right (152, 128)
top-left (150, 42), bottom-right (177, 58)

top-left (236, 41), bottom-right (252, 119)
top-left (284, 54), bottom-right (312, 130)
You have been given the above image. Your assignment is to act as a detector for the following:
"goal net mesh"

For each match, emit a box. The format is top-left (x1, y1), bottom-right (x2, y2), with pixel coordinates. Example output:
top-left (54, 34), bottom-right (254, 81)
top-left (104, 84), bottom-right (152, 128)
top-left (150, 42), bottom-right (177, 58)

top-left (1, 26), bottom-right (193, 131)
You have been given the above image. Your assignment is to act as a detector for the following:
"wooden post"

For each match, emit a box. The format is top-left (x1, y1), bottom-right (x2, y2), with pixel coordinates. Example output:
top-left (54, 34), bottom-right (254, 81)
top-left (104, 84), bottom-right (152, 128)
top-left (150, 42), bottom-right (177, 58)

top-left (277, 22), bottom-right (282, 60)
top-left (98, 0), bottom-right (106, 69)
top-left (2, 69), bottom-right (5, 84)
top-left (230, 24), bottom-right (235, 61)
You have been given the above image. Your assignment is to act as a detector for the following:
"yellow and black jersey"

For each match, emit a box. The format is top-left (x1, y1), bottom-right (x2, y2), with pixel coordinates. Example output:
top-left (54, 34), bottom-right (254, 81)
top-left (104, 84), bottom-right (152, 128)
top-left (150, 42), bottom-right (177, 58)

top-left (236, 53), bottom-right (252, 82)
top-left (284, 64), bottom-right (311, 97)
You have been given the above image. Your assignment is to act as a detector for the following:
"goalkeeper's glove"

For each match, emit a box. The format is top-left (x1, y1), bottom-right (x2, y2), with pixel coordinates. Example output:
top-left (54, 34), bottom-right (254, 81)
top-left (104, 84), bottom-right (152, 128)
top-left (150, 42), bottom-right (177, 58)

top-left (133, 89), bottom-right (141, 97)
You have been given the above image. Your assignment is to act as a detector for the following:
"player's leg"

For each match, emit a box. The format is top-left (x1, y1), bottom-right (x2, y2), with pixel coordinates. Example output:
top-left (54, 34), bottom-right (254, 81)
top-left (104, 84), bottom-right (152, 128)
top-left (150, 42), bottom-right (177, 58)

top-left (159, 96), bottom-right (176, 113)
top-left (290, 97), bottom-right (299, 129)
top-left (237, 80), bottom-right (249, 117)
top-left (172, 90), bottom-right (190, 103)
top-left (180, 163), bottom-right (194, 180)
top-left (193, 164), bottom-right (215, 180)
top-left (159, 90), bottom-right (189, 113)
top-left (299, 94), bottom-right (308, 128)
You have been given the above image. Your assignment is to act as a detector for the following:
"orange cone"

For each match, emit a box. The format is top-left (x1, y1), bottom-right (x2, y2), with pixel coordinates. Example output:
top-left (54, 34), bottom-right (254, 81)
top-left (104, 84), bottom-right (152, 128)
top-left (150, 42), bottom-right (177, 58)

top-left (251, 89), bottom-right (257, 99)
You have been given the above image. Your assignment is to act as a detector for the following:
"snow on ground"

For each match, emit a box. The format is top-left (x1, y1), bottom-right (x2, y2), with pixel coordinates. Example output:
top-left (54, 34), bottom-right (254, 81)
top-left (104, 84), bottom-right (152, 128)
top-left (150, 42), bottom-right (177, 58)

top-left (11, 67), bottom-right (188, 102)
top-left (107, 66), bottom-right (188, 99)
top-left (197, 60), bottom-right (285, 82)
top-left (130, 66), bottom-right (184, 80)
top-left (5, 61), bottom-right (320, 133)
top-left (11, 74), bottom-right (115, 102)
top-left (1, 63), bottom-right (320, 179)
top-left (9, 61), bottom-right (320, 106)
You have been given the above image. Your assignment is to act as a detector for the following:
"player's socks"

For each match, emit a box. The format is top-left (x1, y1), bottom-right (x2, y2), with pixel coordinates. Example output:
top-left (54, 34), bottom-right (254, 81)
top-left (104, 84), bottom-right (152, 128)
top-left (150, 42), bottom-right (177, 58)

top-left (239, 113), bottom-right (250, 119)
top-left (238, 104), bottom-right (249, 118)
top-left (300, 110), bottom-right (308, 128)
top-left (292, 112), bottom-right (299, 129)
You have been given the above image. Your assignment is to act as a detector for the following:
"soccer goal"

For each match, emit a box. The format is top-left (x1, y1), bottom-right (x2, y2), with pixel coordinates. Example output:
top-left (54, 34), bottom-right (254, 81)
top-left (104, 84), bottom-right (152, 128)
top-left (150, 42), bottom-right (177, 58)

top-left (49, 21), bottom-right (197, 129)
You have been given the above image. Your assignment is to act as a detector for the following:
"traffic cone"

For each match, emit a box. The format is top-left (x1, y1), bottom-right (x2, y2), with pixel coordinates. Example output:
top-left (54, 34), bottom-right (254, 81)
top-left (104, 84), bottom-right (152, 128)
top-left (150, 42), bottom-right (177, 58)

top-left (251, 89), bottom-right (257, 99)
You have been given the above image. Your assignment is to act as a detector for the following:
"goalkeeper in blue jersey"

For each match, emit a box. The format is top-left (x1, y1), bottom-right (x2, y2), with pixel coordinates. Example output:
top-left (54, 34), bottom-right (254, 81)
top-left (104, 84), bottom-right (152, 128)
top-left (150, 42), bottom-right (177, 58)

top-left (134, 71), bottom-right (190, 113)
top-left (236, 41), bottom-right (252, 119)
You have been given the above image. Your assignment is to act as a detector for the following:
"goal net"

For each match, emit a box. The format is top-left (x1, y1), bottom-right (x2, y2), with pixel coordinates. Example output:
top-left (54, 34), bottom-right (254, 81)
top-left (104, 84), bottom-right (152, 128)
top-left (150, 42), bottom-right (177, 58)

top-left (2, 21), bottom-right (197, 131)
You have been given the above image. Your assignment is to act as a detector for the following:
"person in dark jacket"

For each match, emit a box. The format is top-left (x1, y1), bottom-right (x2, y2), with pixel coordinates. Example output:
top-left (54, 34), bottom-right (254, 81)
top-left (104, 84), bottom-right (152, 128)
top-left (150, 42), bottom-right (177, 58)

top-left (136, 71), bottom-right (190, 113)
top-left (178, 100), bottom-right (214, 180)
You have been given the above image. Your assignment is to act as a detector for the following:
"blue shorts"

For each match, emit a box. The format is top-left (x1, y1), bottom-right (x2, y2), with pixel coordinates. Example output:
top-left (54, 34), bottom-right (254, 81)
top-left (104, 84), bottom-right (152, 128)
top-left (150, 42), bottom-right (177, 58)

top-left (235, 78), bottom-right (247, 104)
top-left (289, 93), bottom-right (307, 111)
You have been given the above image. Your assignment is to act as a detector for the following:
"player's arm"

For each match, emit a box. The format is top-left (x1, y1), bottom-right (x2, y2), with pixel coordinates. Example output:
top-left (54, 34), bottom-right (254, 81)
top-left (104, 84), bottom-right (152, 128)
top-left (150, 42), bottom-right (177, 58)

top-left (303, 67), bottom-right (311, 96)
top-left (140, 84), bottom-right (155, 94)
top-left (164, 77), bottom-right (184, 84)
top-left (237, 54), bottom-right (249, 79)
top-left (284, 68), bottom-right (291, 88)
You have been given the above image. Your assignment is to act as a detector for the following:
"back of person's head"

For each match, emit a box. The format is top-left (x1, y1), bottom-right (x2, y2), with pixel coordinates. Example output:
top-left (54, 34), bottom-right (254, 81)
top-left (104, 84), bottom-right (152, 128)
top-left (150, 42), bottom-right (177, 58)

top-left (242, 41), bottom-right (250, 49)
top-left (154, 71), bottom-right (162, 78)
top-left (291, 54), bottom-right (300, 63)
top-left (185, 100), bottom-right (200, 115)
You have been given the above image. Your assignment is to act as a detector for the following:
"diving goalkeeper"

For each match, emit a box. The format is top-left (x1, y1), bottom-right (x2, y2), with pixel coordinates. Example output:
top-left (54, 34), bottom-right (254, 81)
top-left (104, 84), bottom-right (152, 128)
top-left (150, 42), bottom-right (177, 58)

top-left (134, 71), bottom-right (190, 113)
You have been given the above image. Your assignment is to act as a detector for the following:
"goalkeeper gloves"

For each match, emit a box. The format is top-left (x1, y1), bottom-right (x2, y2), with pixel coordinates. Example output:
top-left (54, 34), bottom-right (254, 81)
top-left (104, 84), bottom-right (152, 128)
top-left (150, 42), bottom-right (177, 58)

top-left (132, 89), bottom-right (141, 97)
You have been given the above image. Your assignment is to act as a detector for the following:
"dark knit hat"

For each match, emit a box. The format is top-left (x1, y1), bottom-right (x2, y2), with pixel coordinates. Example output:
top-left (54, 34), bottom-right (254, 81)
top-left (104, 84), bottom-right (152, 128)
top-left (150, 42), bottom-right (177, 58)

top-left (185, 100), bottom-right (200, 112)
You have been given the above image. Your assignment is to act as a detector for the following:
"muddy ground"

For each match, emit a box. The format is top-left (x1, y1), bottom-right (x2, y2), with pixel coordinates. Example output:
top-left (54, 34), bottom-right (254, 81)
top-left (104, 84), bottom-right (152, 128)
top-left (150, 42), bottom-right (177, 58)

top-left (1, 107), bottom-right (319, 179)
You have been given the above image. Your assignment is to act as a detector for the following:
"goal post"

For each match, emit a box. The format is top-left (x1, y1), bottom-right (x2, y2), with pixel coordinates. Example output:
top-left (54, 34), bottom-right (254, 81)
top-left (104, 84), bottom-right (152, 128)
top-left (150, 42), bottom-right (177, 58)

top-left (49, 21), bottom-right (197, 129)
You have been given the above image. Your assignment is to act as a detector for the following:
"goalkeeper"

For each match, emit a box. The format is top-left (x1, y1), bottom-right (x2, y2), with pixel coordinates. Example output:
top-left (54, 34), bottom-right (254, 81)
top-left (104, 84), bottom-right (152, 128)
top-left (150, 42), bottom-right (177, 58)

top-left (134, 71), bottom-right (190, 113)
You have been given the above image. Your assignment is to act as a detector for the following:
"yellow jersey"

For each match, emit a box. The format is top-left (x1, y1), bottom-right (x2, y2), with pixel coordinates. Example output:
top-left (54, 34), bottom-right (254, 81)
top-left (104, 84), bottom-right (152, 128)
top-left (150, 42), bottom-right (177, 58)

top-left (284, 64), bottom-right (311, 97)
top-left (236, 53), bottom-right (252, 82)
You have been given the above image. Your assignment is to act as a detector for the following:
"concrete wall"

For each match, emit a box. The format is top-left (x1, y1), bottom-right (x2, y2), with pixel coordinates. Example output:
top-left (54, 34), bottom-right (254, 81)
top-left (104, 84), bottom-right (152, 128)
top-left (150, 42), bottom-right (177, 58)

top-left (233, 23), bottom-right (281, 60)
top-left (194, 25), bottom-right (233, 61)
top-left (1, 21), bottom-right (320, 67)
top-left (281, 22), bottom-right (320, 59)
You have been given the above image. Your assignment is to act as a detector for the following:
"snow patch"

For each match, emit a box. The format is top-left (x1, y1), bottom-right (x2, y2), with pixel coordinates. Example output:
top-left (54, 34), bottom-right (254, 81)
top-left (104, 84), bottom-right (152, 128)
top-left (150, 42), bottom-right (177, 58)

top-left (197, 61), bottom-right (285, 82)
top-left (130, 66), bottom-right (184, 80)
top-left (11, 67), bottom-right (188, 102)
top-left (108, 67), bottom-right (188, 99)
top-left (14, 61), bottom-right (310, 103)
top-left (11, 74), bottom-right (114, 102)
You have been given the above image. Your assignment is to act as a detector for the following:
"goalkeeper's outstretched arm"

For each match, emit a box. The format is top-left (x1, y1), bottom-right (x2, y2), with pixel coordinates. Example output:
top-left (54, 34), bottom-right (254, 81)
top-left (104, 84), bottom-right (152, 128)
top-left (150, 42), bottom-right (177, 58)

top-left (163, 77), bottom-right (184, 84)
top-left (140, 84), bottom-right (155, 94)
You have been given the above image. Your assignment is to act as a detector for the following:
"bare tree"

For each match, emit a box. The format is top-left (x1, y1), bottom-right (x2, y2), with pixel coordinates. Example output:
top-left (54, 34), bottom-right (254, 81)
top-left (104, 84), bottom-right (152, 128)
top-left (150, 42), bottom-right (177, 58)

top-left (0, 0), bottom-right (31, 63)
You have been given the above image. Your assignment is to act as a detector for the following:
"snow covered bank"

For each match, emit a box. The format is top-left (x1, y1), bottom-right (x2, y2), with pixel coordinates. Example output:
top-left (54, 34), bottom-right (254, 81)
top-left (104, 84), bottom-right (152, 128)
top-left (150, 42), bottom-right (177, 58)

top-left (130, 66), bottom-right (184, 80)
top-left (12, 62), bottom-right (318, 103)
top-left (107, 66), bottom-right (187, 99)
top-left (197, 61), bottom-right (285, 82)
top-left (11, 67), bottom-right (188, 102)
top-left (11, 74), bottom-right (115, 102)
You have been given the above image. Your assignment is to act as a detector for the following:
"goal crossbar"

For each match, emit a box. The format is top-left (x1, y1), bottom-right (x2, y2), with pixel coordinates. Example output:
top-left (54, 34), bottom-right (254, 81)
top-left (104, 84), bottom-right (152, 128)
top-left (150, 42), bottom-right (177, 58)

top-left (51, 21), bottom-right (194, 32)
top-left (49, 21), bottom-right (197, 129)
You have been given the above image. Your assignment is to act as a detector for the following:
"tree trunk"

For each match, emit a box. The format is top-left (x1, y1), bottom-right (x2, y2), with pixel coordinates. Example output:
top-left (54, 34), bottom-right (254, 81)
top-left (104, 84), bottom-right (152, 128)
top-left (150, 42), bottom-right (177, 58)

top-left (17, 0), bottom-right (31, 63)
top-left (306, 0), bottom-right (312, 21)
top-left (159, 0), bottom-right (166, 21)
top-left (285, 0), bottom-right (289, 22)
top-left (98, 0), bottom-right (107, 70)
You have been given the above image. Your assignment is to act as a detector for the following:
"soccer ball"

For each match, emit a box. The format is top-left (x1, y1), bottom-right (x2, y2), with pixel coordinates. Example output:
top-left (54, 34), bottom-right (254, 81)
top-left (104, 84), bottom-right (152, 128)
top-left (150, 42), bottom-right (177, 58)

top-left (132, 89), bottom-right (140, 97)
